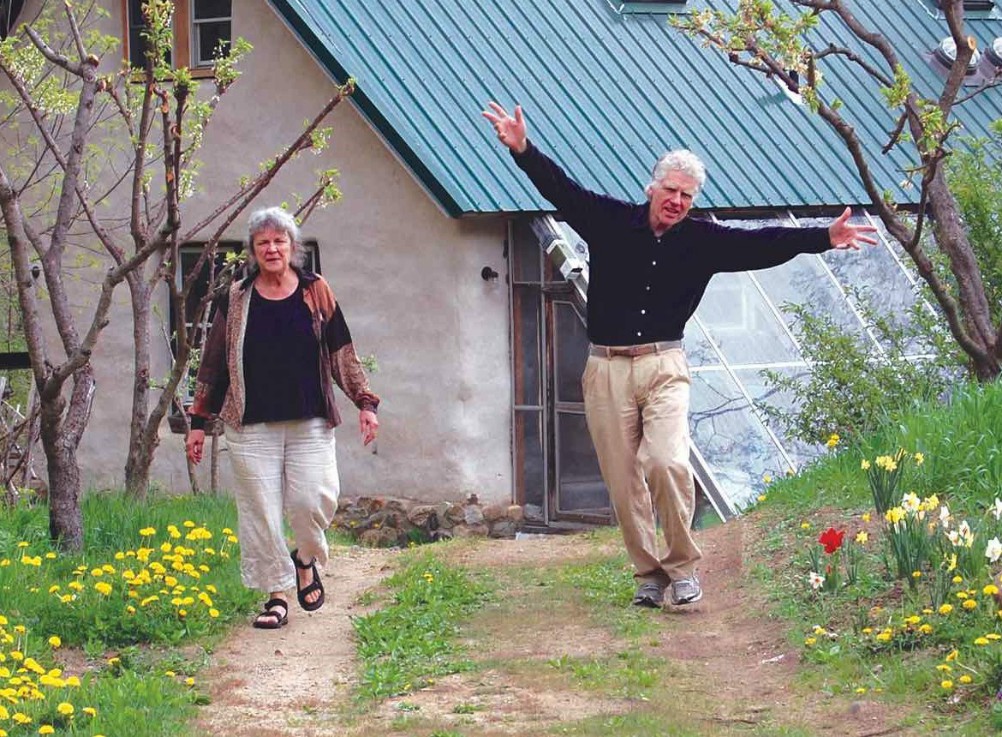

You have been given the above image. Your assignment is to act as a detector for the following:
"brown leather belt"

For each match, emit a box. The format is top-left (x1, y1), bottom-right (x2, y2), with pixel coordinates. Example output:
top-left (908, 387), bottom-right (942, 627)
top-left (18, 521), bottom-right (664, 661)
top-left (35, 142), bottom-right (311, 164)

top-left (589, 340), bottom-right (683, 358)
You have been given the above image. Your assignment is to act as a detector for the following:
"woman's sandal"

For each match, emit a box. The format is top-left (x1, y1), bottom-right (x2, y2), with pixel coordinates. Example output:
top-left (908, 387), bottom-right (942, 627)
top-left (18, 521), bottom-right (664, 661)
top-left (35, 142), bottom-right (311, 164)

top-left (291, 549), bottom-right (326, 612)
top-left (252, 598), bottom-right (289, 629)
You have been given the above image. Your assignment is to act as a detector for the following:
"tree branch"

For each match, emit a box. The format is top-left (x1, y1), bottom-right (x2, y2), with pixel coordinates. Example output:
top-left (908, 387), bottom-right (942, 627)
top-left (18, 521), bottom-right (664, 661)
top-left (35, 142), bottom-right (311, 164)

top-left (180, 81), bottom-right (355, 255)
top-left (0, 166), bottom-right (51, 388)
top-left (23, 25), bottom-right (81, 76)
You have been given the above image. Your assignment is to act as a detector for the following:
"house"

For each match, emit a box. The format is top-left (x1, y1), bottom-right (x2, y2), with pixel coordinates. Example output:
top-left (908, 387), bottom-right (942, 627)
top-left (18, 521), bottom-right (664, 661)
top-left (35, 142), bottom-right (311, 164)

top-left (6, 0), bottom-right (1001, 527)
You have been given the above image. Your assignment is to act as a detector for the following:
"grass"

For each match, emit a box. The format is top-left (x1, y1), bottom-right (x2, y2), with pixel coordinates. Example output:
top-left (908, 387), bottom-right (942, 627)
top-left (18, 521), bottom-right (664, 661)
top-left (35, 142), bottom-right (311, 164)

top-left (0, 492), bottom-right (253, 737)
top-left (351, 550), bottom-right (491, 700)
top-left (747, 379), bottom-right (1002, 734)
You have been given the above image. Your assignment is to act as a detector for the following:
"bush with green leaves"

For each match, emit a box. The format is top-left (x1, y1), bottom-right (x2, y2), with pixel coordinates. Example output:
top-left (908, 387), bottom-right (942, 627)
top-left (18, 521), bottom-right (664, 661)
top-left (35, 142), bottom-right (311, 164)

top-left (760, 298), bottom-right (955, 446)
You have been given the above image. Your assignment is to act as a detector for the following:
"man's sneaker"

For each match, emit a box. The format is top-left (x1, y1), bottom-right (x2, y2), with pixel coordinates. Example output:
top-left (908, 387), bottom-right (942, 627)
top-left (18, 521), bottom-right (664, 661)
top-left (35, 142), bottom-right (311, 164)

top-left (632, 581), bottom-right (665, 608)
top-left (670, 574), bottom-right (702, 605)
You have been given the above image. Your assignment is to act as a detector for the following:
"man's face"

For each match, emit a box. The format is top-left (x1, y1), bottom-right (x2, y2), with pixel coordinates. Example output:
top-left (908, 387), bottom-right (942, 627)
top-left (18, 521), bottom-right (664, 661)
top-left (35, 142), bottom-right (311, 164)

top-left (648, 171), bottom-right (698, 233)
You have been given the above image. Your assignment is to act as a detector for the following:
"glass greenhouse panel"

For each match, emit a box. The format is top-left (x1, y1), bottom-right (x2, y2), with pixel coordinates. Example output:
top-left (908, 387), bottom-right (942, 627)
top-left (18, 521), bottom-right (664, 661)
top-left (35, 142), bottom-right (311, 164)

top-left (683, 317), bottom-right (721, 369)
top-left (753, 254), bottom-right (873, 343)
top-left (735, 366), bottom-right (822, 470)
top-left (689, 370), bottom-right (790, 509)
top-left (696, 271), bottom-right (801, 365)
top-left (798, 216), bottom-right (925, 353)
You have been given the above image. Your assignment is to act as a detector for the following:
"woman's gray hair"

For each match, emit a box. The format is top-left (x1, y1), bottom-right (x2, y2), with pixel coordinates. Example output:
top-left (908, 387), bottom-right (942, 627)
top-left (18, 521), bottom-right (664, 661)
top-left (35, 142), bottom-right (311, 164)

top-left (645, 149), bottom-right (707, 198)
top-left (246, 206), bottom-right (306, 272)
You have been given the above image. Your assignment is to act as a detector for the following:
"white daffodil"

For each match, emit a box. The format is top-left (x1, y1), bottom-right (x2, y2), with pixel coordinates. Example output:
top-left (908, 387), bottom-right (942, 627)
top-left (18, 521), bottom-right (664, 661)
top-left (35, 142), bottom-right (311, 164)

top-left (986, 537), bottom-right (1002, 564)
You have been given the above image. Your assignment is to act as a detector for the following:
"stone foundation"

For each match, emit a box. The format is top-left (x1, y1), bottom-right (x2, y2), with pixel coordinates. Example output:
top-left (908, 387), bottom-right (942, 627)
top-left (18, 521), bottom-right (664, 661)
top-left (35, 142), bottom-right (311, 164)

top-left (330, 494), bottom-right (524, 548)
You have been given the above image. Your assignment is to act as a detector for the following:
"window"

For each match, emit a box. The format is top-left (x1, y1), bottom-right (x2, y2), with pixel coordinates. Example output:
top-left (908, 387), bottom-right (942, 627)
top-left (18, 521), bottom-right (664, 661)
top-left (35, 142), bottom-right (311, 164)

top-left (124, 0), bottom-right (231, 71)
top-left (191, 0), bottom-right (231, 67)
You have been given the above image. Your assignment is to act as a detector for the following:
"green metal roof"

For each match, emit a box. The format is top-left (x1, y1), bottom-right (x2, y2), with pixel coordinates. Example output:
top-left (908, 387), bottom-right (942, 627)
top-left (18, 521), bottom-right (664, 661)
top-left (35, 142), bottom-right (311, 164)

top-left (269, 0), bottom-right (1002, 216)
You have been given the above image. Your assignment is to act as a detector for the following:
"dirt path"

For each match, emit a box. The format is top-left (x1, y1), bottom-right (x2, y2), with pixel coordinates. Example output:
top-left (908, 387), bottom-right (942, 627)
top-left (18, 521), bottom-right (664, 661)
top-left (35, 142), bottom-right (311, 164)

top-left (194, 521), bottom-right (905, 736)
top-left (195, 545), bottom-right (395, 737)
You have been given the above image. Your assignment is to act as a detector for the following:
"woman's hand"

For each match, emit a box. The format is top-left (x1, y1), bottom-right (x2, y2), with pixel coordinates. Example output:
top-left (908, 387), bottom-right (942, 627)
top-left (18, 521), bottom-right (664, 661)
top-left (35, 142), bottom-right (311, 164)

top-left (186, 429), bottom-right (206, 464)
top-left (359, 409), bottom-right (379, 446)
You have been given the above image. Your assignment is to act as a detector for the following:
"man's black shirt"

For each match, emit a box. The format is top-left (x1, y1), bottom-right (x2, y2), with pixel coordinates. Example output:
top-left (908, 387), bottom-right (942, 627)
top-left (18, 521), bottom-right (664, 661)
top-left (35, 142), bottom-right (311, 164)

top-left (511, 141), bottom-right (832, 346)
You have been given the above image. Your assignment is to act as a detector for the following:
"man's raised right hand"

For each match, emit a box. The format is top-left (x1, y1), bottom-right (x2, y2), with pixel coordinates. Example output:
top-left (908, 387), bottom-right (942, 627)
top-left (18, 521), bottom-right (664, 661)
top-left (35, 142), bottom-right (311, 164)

top-left (482, 102), bottom-right (527, 154)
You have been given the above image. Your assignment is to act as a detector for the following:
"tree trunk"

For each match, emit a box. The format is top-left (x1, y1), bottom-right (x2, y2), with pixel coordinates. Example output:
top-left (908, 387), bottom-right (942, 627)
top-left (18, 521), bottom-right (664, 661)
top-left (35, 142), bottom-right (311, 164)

top-left (39, 368), bottom-right (95, 552)
top-left (124, 277), bottom-right (156, 498)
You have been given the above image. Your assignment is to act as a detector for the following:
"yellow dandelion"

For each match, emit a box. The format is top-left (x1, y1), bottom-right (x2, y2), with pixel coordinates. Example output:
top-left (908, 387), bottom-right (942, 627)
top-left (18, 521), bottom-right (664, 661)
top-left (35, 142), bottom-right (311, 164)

top-left (959, 674), bottom-right (973, 684)
top-left (953, 575), bottom-right (964, 584)
top-left (914, 452), bottom-right (924, 465)
top-left (963, 599), bottom-right (978, 610)
top-left (39, 726), bottom-right (55, 735)
top-left (47, 636), bottom-right (61, 648)
top-left (936, 664), bottom-right (952, 672)
top-left (56, 703), bottom-right (74, 716)
top-left (855, 531), bottom-right (868, 544)
top-left (862, 512), bottom-right (871, 523)
top-left (941, 680), bottom-right (954, 690)
top-left (984, 584), bottom-right (1000, 596)
top-left (939, 604), bottom-right (954, 615)
top-left (946, 649), bottom-right (959, 661)
top-left (975, 637), bottom-right (990, 646)
top-left (804, 637), bottom-right (817, 646)
top-left (800, 521), bottom-right (811, 530)
top-left (912, 571), bottom-right (922, 579)
top-left (757, 494), bottom-right (767, 503)
top-left (825, 433), bottom-right (840, 449)
top-left (83, 707), bottom-right (97, 717)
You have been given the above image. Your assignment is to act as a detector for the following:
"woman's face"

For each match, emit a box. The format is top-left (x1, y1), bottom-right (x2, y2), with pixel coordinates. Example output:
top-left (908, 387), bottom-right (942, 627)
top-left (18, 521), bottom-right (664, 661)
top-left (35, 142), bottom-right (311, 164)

top-left (252, 227), bottom-right (293, 276)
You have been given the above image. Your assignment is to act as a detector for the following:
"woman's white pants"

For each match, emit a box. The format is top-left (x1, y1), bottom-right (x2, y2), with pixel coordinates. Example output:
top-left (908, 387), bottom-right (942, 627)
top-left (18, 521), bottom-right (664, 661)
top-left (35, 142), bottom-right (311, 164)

top-left (225, 418), bottom-right (340, 593)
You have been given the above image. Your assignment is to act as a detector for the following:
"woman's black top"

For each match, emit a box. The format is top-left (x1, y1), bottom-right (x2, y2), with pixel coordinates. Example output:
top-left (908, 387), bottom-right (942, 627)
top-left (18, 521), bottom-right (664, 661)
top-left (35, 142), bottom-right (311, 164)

top-left (241, 281), bottom-right (326, 424)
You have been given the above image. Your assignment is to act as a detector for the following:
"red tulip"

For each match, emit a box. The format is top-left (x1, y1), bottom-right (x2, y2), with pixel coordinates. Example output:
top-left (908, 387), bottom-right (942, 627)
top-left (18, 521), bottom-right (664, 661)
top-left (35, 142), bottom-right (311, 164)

top-left (819, 527), bottom-right (845, 555)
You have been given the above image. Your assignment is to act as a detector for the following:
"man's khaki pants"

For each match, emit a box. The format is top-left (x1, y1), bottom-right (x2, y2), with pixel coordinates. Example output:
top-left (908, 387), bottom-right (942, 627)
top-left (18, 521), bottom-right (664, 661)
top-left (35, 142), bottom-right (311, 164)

top-left (582, 348), bottom-right (702, 584)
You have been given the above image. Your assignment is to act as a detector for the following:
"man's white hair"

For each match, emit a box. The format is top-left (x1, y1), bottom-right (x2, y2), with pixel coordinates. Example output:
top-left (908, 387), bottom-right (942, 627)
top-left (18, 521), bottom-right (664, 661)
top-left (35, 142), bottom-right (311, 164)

top-left (645, 149), bottom-right (707, 198)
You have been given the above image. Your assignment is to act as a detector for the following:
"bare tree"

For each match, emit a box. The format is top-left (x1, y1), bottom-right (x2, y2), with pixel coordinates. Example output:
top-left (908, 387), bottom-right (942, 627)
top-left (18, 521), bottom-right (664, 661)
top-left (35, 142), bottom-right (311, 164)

top-left (674, 0), bottom-right (1001, 380)
top-left (0, 0), bottom-right (350, 547)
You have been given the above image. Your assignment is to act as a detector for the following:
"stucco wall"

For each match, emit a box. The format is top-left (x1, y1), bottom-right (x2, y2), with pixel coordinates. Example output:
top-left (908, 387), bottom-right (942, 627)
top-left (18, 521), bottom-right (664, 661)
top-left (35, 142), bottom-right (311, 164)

top-left (6, 0), bottom-right (513, 504)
